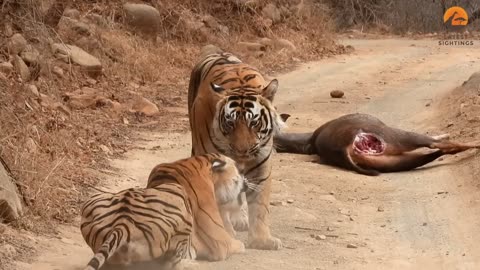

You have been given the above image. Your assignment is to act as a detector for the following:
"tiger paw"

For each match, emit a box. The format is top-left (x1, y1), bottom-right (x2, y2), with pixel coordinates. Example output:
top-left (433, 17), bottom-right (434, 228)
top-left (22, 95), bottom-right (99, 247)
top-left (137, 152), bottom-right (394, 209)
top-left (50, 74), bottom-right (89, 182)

top-left (230, 210), bottom-right (249, 232)
top-left (230, 239), bottom-right (246, 254)
top-left (176, 259), bottom-right (199, 270)
top-left (247, 236), bottom-right (282, 250)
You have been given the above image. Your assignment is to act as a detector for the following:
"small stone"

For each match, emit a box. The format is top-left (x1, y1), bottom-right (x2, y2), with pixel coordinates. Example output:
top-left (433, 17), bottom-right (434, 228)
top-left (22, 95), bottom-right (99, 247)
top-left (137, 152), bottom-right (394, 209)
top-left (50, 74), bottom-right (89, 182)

top-left (273, 38), bottom-right (296, 51)
top-left (287, 199), bottom-right (294, 204)
top-left (326, 226), bottom-right (334, 232)
top-left (86, 78), bottom-right (97, 85)
top-left (270, 200), bottom-right (286, 206)
top-left (347, 243), bottom-right (358, 249)
top-left (330, 90), bottom-right (344, 98)
top-left (348, 35), bottom-right (354, 39)
top-left (4, 23), bottom-right (13, 37)
top-left (0, 62), bottom-right (14, 75)
top-left (422, 222), bottom-right (428, 226)
top-left (99, 145), bottom-right (112, 155)
top-left (329, 191), bottom-right (335, 195)
top-left (20, 46), bottom-right (40, 64)
top-left (13, 56), bottom-right (30, 81)
top-left (123, 3), bottom-right (161, 36)
top-left (52, 66), bottom-right (64, 77)
top-left (122, 117), bottom-right (129, 125)
top-left (425, 102), bottom-right (431, 107)
top-left (63, 8), bottom-right (80, 19)
top-left (27, 84), bottom-right (39, 96)
top-left (377, 206), bottom-right (384, 212)
top-left (315, 234), bottom-right (327, 240)
top-left (446, 122), bottom-right (454, 128)
top-left (51, 43), bottom-right (102, 75)
top-left (8, 33), bottom-right (28, 55)
top-left (262, 3), bottom-right (281, 23)
top-left (131, 96), bottom-right (159, 116)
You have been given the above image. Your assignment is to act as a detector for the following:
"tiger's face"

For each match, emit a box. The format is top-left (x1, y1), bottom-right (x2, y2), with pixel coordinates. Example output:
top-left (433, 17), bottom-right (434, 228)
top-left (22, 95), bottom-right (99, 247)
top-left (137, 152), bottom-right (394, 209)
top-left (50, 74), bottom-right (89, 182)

top-left (212, 79), bottom-right (286, 160)
top-left (210, 155), bottom-right (246, 205)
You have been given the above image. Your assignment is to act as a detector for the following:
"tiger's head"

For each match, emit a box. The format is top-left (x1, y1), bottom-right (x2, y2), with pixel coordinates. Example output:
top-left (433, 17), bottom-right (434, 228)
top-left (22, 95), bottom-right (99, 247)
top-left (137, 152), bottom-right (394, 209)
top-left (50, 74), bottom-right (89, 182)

top-left (208, 154), bottom-right (246, 205)
top-left (211, 79), bottom-right (286, 160)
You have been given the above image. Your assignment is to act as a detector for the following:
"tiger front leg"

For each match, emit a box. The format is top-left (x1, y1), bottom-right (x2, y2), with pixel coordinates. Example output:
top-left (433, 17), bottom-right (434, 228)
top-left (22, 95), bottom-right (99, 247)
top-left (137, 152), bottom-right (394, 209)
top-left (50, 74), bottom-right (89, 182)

top-left (229, 192), bottom-right (249, 232)
top-left (245, 175), bottom-right (282, 250)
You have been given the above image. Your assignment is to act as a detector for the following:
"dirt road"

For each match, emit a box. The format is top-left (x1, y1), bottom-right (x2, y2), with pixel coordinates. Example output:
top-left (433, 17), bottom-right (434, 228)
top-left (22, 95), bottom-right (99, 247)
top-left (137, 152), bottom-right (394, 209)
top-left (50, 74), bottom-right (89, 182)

top-left (18, 38), bottom-right (480, 270)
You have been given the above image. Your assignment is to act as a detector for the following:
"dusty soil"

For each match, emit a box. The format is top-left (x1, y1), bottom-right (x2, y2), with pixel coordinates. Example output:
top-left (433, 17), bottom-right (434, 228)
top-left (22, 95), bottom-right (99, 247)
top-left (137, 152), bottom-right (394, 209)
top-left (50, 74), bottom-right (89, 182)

top-left (14, 38), bottom-right (480, 270)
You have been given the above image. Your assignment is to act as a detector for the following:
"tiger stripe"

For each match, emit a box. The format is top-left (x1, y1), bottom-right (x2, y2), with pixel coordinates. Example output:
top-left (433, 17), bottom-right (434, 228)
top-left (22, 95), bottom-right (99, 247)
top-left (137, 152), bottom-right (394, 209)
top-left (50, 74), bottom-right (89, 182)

top-left (188, 47), bottom-right (285, 250)
top-left (80, 154), bottom-right (245, 269)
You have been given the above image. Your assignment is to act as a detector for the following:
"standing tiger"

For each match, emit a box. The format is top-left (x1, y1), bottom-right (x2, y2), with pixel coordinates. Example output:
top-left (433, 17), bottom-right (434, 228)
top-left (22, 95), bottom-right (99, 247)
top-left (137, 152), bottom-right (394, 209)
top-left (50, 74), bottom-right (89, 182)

top-left (80, 154), bottom-right (246, 270)
top-left (188, 46), bottom-right (286, 250)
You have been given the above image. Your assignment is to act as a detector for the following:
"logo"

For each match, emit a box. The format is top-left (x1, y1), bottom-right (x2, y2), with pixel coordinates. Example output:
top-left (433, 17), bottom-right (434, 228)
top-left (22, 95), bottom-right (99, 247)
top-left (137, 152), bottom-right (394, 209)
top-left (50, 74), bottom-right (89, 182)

top-left (438, 6), bottom-right (473, 46)
top-left (443, 6), bottom-right (468, 30)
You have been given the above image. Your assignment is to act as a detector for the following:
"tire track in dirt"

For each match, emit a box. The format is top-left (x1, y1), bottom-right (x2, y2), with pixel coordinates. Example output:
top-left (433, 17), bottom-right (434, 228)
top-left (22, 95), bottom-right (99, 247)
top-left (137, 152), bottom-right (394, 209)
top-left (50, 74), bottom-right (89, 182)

top-left (18, 38), bottom-right (480, 270)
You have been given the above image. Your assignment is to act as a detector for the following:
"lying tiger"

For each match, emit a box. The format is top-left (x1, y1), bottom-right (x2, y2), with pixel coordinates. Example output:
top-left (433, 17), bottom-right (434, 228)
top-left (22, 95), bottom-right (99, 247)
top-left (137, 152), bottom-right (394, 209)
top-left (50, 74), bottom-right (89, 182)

top-left (80, 154), bottom-right (246, 270)
top-left (188, 45), bottom-right (286, 250)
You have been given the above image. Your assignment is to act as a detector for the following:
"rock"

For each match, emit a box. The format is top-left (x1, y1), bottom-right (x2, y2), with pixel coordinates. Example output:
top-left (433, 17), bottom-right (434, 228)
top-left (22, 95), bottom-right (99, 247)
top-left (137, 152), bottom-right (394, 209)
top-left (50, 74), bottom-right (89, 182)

top-left (199, 44), bottom-right (224, 59)
top-left (27, 84), bottom-right (39, 96)
top-left (4, 23), bottom-right (13, 37)
top-left (63, 87), bottom-right (109, 109)
top-left (51, 43), bottom-right (102, 76)
top-left (270, 200), bottom-right (286, 206)
top-left (262, 3), bottom-right (281, 24)
top-left (377, 206), bottom-right (385, 212)
top-left (52, 66), bottom-right (64, 77)
top-left (330, 90), bottom-right (344, 98)
top-left (287, 199), bottom-right (294, 204)
top-left (315, 234), bottom-right (327, 240)
top-left (257, 37), bottom-right (273, 47)
top-left (123, 3), bottom-right (160, 36)
top-left (238, 42), bottom-right (266, 52)
top-left (0, 158), bottom-right (23, 222)
top-left (7, 33), bottom-right (28, 55)
top-left (99, 145), bottom-right (112, 155)
top-left (131, 96), bottom-right (159, 116)
top-left (70, 19), bottom-right (91, 36)
top-left (347, 243), bottom-right (358, 249)
top-left (13, 56), bottom-right (30, 81)
top-left (58, 16), bottom-right (91, 36)
top-left (273, 38), bottom-right (296, 51)
top-left (63, 8), bottom-right (80, 19)
top-left (20, 46), bottom-right (40, 64)
top-left (0, 62), bottom-right (13, 75)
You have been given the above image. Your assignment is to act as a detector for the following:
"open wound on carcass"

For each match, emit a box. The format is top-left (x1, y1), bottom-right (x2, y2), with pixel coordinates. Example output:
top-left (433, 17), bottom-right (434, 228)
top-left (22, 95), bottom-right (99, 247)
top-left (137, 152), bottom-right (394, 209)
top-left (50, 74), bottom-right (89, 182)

top-left (353, 132), bottom-right (386, 155)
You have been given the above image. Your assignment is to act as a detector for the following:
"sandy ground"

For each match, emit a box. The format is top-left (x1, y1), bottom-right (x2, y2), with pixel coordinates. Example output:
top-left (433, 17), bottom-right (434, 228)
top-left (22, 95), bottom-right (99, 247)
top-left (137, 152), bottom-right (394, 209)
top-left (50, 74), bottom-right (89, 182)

top-left (15, 38), bottom-right (480, 270)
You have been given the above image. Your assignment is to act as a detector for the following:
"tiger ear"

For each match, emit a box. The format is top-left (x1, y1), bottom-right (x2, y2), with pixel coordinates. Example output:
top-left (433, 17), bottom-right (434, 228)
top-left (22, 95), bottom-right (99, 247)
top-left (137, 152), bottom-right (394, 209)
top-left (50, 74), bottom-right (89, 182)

top-left (212, 159), bottom-right (226, 172)
top-left (262, 79), bottom-right (278, 102)
top-left (210, 83), bottom-right (225, 93)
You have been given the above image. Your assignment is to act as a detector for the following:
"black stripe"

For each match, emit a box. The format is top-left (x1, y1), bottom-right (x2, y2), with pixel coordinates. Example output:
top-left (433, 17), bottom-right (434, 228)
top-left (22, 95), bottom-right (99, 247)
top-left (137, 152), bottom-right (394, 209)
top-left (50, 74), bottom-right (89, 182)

top-left (219, 78), bottom-right (239, 85)
top-left (245, 148), bottom-right (272, 175)
top-left (87, 258), bottom-right (100, 269)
